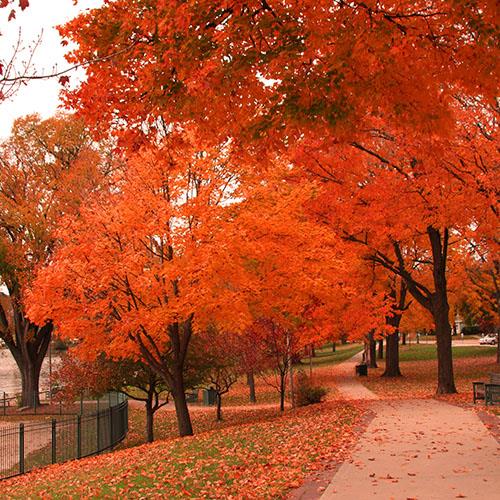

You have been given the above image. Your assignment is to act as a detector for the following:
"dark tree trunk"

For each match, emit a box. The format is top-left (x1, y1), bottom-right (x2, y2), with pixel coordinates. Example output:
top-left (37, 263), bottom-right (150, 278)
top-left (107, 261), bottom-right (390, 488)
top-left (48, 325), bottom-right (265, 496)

top-left (433, 300), bottom-right (456, 394)
top-left (401, 332), bottom-right (407, 345)
top-left (2, 304), bottom-right (53, 408)
top-left (170, 366), bottom-right (193, 436)
top-left (19, 360), bottom-right (43, 408)
top-left (382, 280), bottom-right (406, 378)
top-left (428, 227), bottom-right (456, 394)
top-left (332, 342), bottom-right (336, 352)
top-left (368, 227), bottom-right (456, 393)
top-left (145, 399), bottom-right (154, 443)
top-left (279, 371), bottom-right (286, 412)
top-left (377, 339), bottom-right (384, 359)
top-left (246, 371), bottom-right (257, 403)
top-left (368, 332), bottom-right (377, 368)
top-left (341, 334), bottom-right (348, 345)
top-left (137, 317), bottom-right (194, 437)
top-left (311, 344), bottom-right (316, 357)
top-left (383, 331), bottom-right (402, 377)
top-left (216, 393), bottom-right (222, 421)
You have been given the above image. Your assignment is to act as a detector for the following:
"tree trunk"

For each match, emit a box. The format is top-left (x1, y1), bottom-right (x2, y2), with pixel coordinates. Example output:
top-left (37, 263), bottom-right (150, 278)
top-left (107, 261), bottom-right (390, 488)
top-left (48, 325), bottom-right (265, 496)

top-left (19, 360), bottom-right (43, 408)
top-left (332, 342), bottom-right (336, 352)
top-left (377, 339), bottom-right (384, 359)
top-left (383, 331), bottom-right (402, 377)
top-left (246, 371), bottom-right (257, 403)
top-left (216, 394), bottom-right (222, 421)
top-left (368, 331), bottom-right (377, 368)
top-left (311, 344), bottom-right (316, 357)
top-left (279, 371), bottom-right (286, 412)
top-left (170, 369), bottom-right (193, 436)
top-left (434, 301), bottom-right (456, 393)
top-left (372, 227), bottom-right (456, 393)
top-left (383, 283), bottom-right (404, 378)
top-left (428, 227), bottom-right (456, 394)
top-left (145, 400), bottom-right (154, 443)
top-left (401, 332), bottom-right (407, 345)
top-left (6, 313), bottom-right (53, 408)
top-left (135, 316), bottom-right (194, 436)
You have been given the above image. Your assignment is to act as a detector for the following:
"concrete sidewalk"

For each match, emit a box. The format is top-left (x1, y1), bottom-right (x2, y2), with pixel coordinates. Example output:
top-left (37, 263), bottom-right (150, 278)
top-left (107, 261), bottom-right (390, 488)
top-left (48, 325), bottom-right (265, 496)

top-left (320, 355), bottom-right (500, 500)
top-left (334, 351), bottom-right (379, 401)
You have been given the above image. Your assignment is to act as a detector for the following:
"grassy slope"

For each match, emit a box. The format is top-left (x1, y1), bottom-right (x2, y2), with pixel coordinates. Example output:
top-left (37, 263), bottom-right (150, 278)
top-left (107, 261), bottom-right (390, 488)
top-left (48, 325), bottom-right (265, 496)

top-left (1, 346), bottom-right (366, 498)
top-left (2, 401), bottom-right (364, 499)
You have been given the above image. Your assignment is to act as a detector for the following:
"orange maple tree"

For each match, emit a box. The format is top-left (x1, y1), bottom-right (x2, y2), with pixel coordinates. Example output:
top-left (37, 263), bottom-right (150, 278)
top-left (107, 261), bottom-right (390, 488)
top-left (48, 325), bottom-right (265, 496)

top-left (29, 130), bottom-right (252, 435)
top-left (0, 113), bottom-right (115, 406)
top-left (53, 0), bottom-right (498, 396)
top-left (59, 0), bottom-right (497, 151)
top-left (29, 135), bottom-right (349, 435)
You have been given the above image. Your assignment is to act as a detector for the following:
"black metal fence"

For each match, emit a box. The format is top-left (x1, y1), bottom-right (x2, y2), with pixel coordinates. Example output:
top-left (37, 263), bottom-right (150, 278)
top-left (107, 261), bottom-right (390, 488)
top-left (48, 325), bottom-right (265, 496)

top-left (0, 392), bottom-right (128, 481)
top-left (0, 390), bottom-right (117, 416)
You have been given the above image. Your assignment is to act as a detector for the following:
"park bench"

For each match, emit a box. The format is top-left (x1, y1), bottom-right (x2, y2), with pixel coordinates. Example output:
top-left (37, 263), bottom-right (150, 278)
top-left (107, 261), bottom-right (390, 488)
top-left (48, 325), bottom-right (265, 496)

top-left (473, 373), bottom-right (500, 405)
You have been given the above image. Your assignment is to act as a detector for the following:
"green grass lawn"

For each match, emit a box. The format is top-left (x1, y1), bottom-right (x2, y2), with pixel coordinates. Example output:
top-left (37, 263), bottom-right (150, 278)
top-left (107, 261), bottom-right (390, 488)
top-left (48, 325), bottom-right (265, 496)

top-left (398, 344), bottom-right (496, 362)
top-left (361, 344), bottom-right (498, 400)
top-left (304, 343), bottom-right (364, 367)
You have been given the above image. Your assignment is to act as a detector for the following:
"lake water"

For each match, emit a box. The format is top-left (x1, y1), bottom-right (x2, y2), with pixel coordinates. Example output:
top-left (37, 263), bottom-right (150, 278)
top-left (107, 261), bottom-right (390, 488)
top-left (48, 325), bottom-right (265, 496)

top-left (0, 348), bottom-right (60, 395)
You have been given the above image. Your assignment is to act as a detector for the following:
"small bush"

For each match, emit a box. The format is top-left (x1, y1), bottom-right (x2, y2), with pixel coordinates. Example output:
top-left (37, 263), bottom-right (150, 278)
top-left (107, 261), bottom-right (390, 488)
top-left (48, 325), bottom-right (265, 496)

top-left (294, 371), bottom-right (327, 407)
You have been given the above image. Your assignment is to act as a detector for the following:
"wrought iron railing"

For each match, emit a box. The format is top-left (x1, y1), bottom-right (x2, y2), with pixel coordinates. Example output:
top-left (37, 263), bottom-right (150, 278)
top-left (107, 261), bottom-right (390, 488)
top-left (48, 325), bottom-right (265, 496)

top-left (0, 392), bottom-right (128, 480)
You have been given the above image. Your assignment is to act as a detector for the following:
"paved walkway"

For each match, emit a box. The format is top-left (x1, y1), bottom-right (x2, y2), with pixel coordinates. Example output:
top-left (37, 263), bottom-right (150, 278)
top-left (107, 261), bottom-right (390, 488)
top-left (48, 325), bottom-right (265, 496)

top-left (320, 355), bottom-right (500, 500)
top-left (334, 351), bottom-right (379, 401)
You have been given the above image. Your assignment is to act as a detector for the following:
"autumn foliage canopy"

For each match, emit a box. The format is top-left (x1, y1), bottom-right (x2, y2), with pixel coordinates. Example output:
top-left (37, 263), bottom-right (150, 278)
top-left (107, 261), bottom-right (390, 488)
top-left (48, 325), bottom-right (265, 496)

top-left (0, 0), bottom-right (496, 432)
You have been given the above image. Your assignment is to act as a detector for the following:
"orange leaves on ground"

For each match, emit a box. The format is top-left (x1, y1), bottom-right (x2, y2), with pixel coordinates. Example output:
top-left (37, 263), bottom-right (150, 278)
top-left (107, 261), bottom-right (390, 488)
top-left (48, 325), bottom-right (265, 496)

top-left (1, 401), bottom-right (366, 499)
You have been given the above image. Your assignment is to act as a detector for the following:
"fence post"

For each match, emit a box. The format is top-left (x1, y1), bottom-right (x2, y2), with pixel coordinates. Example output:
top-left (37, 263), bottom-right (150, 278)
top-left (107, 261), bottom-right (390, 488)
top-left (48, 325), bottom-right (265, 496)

top-left (77, 415), bottom-right (82, 459)
top-left (19, 423), bottom-right (24, 474)
top-left (51, 419), bottom-right (57, 464)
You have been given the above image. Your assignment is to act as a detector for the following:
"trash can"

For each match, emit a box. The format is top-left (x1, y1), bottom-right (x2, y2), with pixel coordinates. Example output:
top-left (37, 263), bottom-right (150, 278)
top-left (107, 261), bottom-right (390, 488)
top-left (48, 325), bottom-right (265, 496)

top-left (202, 388), bottom-right (217, 406)
top-left (355, 364), bottom-right (368, 376)
top-left (185, 390), bottom-right (199, 403)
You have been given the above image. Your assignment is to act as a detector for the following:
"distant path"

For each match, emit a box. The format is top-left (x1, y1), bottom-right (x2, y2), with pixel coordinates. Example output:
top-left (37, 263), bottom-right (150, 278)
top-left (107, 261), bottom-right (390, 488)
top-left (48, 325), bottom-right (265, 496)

top-left (333, 351), bottom-right (379, 401)
top-left (318, 353), bottom-right (500, 500)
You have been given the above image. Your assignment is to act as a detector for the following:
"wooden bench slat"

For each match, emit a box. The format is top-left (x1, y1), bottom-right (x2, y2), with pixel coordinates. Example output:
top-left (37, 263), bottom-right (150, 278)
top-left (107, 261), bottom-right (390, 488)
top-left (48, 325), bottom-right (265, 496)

top-left (472, 373), bottom-right (500, 405)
